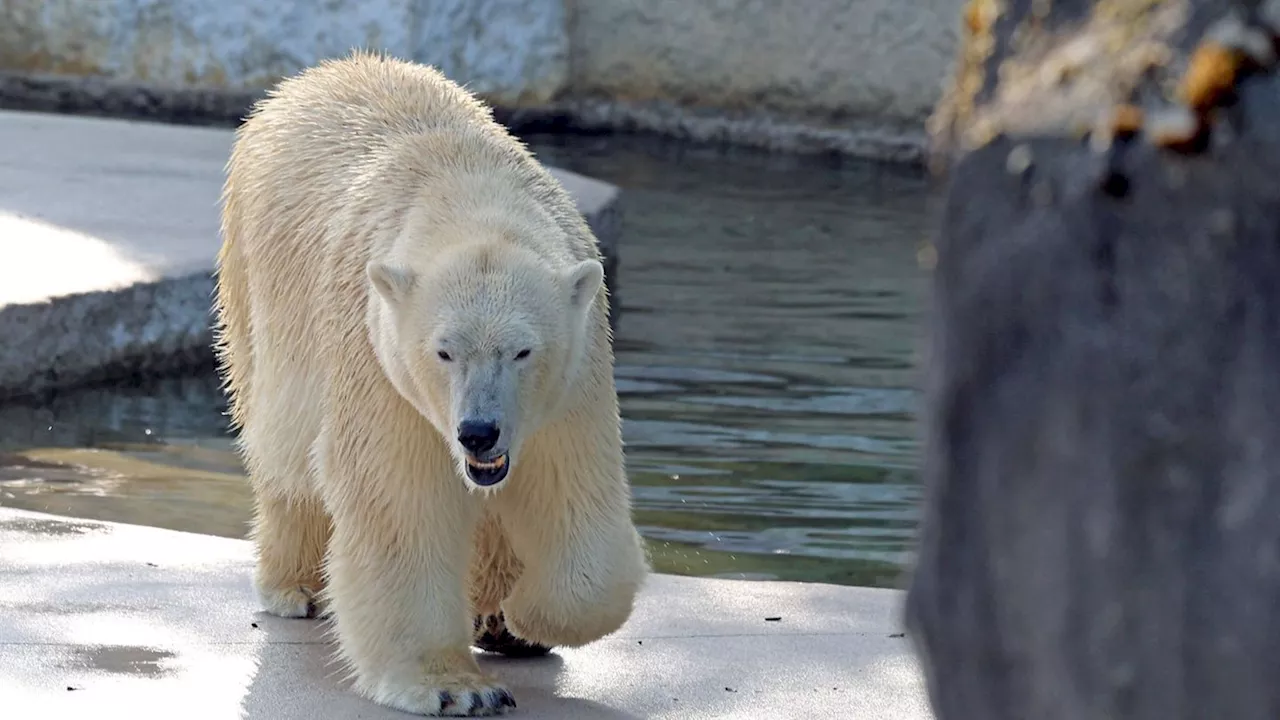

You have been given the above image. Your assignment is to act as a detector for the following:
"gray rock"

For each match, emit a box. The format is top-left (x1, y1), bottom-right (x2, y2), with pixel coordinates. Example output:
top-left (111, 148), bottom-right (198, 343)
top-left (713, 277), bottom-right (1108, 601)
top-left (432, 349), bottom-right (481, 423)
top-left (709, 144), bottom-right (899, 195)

top-left (906, 0), bottom-right (1280, 718)
top-left (0, 273), bottom-right (217, 402)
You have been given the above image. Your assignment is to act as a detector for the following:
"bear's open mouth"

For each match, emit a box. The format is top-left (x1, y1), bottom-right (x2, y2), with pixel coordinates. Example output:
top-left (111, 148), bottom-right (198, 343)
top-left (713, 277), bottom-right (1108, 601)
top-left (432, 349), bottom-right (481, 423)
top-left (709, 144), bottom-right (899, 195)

top-left (464, 454), bottom-right (509, 486)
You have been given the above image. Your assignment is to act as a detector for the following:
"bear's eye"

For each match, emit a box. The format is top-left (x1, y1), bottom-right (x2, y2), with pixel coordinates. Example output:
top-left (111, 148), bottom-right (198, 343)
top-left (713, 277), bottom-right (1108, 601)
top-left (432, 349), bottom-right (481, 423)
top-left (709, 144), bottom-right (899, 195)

top-left (437, 350), bottom-right (452, 362)
top-left (514, 349), bottom-right (532, 361)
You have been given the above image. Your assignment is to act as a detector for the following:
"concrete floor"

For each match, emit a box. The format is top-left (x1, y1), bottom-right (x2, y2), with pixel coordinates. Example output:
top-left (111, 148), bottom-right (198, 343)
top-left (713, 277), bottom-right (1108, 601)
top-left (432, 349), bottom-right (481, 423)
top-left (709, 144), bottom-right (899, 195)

top-left (0, 508), bottom-right (933, 719)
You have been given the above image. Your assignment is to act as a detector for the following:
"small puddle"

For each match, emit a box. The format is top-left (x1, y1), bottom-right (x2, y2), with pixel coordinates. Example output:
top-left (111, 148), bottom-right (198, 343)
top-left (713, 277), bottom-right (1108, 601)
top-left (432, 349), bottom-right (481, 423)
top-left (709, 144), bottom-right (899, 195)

top-left (69, 645), bottom-right (176, 678)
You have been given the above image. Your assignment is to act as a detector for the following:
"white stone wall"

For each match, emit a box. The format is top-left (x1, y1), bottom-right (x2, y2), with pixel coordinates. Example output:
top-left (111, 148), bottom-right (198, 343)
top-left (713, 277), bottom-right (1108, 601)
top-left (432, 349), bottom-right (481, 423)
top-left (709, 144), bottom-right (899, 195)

top-left (569, 0), bottom-right (964, 126)
top-left (0, 0), bottom-right (570, 105)
top-left (0, 0), bottom-right (964, 130)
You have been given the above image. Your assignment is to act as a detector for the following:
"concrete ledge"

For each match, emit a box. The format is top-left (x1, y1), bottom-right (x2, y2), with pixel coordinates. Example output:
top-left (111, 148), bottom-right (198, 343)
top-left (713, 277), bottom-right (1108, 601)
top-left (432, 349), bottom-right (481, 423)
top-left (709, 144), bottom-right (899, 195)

top-left (0, 272), bottom-right (217, 402)
top-left (0, 72), bottom-right (260, 129)
top-left (0, 507), bottom-right (931, 719)
top-left (0, 72), bottom-right (928, 162)
top-left (0, 110), bottom-right (622, 402)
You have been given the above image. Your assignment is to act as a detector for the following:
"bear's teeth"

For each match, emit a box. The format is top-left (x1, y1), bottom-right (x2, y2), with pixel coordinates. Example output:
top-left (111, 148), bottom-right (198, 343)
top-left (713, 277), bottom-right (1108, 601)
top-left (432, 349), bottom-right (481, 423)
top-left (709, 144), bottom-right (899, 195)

top-left (467, 455), bottom-right (507, 470)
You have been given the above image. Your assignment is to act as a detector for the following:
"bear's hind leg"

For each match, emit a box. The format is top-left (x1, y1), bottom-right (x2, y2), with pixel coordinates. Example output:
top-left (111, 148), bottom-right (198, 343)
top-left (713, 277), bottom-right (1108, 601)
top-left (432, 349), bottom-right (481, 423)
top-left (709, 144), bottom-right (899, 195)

top-left (250, 492), bottom-right (331, 618)
top-left (239, 359), bottom-right (331, 619)
top-left (469, 512), bottom-right (552, 658)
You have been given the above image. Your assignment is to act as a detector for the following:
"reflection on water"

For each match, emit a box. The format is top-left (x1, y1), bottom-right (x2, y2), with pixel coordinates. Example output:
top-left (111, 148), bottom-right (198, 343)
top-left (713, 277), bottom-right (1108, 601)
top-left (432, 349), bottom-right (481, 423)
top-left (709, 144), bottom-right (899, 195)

top-left (0, 134), bottom-right (935, 589)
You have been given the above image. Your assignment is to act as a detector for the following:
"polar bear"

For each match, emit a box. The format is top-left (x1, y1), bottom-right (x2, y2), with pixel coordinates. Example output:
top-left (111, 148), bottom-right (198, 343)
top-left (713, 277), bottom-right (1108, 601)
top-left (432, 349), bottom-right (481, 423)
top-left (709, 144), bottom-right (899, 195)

top-left (212, 51), bottom-right (649, 717)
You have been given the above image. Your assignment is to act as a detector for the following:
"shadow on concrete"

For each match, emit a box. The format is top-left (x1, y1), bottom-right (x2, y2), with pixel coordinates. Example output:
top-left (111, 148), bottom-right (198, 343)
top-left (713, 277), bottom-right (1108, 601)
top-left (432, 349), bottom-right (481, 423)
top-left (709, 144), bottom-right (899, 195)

top-left (234, 611), bottom-right (646, 719)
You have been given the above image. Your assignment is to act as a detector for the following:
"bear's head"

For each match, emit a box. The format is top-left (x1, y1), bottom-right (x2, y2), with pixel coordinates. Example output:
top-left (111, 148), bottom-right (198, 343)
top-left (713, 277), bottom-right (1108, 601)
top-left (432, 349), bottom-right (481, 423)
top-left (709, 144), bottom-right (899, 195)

top-left (366, 242), bottom-right (604, 490)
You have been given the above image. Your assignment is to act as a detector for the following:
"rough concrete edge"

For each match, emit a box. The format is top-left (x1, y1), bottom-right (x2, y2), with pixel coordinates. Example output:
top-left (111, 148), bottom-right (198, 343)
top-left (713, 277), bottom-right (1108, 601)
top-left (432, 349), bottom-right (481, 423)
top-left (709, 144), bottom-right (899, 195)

top-left (510, 98), bottom-right (929, 165)
top-left (0, 73), bottom-right (258, 129)
top-left (587, 187), bottom-right (623, 329)
top-left (0, 272), bottom-right (218, 404)
top-left (0, 195), bottom-right (623, 404)
top-left (0, 72), bottom-right (928, 164)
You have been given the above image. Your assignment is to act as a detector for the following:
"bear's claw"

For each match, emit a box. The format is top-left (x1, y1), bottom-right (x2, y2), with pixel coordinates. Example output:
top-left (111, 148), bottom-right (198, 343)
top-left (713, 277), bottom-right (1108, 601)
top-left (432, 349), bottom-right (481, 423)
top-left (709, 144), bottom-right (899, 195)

top-left (441, 689), bottom-right (517, 714)
top-left (372, 673), bottom-right (515, 717)
top-left (256, 584), bottom-right (321, 619)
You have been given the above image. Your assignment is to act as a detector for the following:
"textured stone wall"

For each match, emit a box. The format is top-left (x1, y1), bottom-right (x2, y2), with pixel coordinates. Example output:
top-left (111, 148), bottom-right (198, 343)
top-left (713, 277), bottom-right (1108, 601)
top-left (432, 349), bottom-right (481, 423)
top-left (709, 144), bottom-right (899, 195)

top-left (570, 0), bottom-right (963, 128)
top-left (0, 0), bottom-right (966, 156)
top-left (0, 0), bottom-right (570, 105)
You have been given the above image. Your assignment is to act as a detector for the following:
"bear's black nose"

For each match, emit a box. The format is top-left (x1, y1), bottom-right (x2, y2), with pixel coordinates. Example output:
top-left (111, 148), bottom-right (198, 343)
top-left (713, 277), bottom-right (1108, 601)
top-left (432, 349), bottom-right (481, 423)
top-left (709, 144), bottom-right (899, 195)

top-left (458, 421), bottom-right (500, 455)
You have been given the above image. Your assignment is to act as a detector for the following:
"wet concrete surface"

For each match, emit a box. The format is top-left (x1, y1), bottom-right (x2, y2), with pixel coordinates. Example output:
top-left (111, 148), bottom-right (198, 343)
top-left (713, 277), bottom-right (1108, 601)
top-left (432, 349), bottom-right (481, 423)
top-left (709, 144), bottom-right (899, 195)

top-left (0, 507), bottom-right (933, 719)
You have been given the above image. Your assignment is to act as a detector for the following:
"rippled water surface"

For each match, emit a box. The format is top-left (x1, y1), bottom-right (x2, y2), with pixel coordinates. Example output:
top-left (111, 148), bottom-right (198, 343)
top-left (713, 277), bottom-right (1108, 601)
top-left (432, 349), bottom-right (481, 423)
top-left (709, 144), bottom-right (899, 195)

top-left (0, 134), bottom-right (936, 589)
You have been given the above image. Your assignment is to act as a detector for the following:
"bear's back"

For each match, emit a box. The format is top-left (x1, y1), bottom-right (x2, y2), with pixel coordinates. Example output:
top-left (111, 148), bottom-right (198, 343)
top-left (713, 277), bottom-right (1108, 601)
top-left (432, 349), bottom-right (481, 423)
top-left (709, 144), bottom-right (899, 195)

top-left (219, 52), bottom-right (607, 365)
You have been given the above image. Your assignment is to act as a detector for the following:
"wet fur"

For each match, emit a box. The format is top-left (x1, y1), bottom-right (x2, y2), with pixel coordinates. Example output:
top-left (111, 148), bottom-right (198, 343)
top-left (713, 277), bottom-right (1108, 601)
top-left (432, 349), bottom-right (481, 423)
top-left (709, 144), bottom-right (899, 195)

top-left (213, 51), bottom-right (648, 717)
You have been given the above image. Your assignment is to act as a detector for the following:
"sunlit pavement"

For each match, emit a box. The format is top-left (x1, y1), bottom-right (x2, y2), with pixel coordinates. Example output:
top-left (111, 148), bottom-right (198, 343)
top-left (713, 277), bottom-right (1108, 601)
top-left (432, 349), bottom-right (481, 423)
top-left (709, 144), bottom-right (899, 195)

top-left (0, 507), bottom-right (932, 720)
top-left (0, 109), bottom-right (617, 309)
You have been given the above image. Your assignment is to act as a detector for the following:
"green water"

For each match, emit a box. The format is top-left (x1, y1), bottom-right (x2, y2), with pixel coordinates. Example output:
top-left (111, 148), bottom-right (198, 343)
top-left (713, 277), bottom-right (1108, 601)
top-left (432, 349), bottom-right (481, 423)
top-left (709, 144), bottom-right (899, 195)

top-left (0, 134), bottom-right (936, 589)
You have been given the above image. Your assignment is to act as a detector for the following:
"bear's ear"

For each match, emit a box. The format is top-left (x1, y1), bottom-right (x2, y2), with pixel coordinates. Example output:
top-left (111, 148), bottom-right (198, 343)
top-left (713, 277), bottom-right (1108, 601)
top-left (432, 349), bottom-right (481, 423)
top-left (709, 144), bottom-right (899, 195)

top-left (565, 259), bottom-right (604, 315)
top-left (367, 262), bottom-right (417, 304)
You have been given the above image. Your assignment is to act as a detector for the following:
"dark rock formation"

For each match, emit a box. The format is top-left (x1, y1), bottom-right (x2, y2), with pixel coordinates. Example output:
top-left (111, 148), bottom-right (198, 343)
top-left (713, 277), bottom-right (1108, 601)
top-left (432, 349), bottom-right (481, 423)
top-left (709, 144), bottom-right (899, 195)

top-left (906, 1), bottom-right (1280, 718)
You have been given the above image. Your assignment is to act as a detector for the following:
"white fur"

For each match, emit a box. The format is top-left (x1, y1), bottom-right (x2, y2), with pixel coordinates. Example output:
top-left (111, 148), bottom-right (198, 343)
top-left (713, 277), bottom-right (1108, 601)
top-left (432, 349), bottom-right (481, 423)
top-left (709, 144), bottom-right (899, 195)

top-left (212, 51), bottom-right (649, 717)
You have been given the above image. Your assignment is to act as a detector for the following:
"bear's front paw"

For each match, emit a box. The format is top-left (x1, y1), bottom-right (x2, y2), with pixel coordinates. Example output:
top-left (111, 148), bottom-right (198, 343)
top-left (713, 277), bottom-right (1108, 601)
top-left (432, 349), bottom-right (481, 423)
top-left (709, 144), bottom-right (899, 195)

top-left (502, 585), bottom-right (636, 648)
top-left (370, 673), bottom-right (516, 717)
top-left (255, 582), bottom-right (322, 619)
